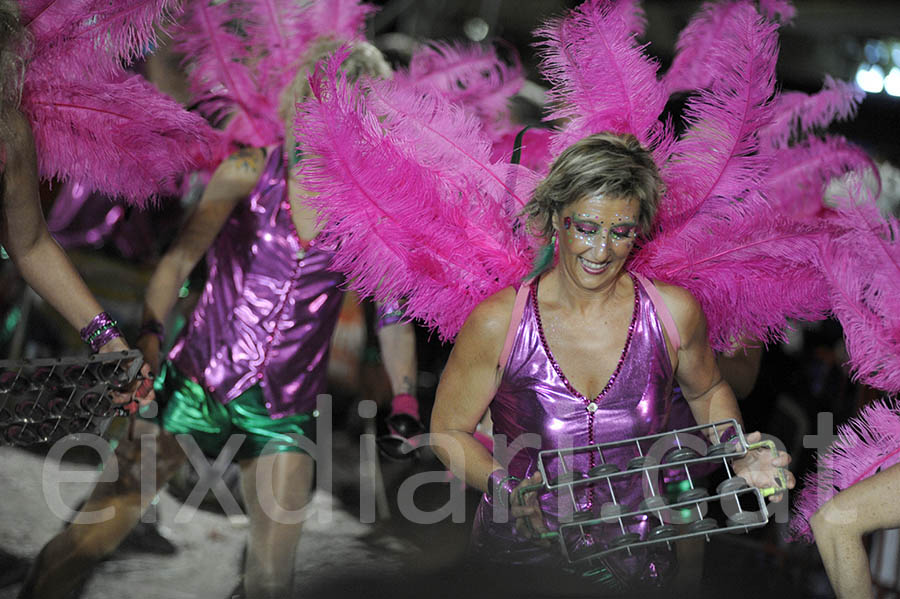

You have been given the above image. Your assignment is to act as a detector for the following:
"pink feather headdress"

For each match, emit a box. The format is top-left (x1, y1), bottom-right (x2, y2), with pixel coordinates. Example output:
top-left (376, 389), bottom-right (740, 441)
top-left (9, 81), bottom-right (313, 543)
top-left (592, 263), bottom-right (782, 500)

top-left (15, 0), bottom-right (219, 204)
top-left (175, 0), bottom-right (375, 151)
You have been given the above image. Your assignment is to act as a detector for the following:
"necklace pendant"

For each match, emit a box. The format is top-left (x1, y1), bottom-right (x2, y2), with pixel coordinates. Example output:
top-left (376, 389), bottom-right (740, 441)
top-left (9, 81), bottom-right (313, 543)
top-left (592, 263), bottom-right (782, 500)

top-left (586, 402), bottom-right (598, 413)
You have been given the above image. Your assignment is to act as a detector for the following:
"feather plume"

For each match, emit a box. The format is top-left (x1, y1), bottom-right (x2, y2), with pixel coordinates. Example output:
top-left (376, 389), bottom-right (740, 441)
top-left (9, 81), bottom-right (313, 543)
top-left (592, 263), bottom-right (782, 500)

top-left (791, 399), bottom-right (900, 541)
top-left (396, 41), bottom-right (525, 141)
top-left (760, 77), bottom-right (864, 149)
top-left (659, 5), bottom-right (778, 227)
top-left (242, 0), bottom-right (311, 99)
top-left (535, 0), bottom-right (667, 154)
top-left (758, 0), bottom-right (795, 23)
top-left (21, 74), bottom-right (217, 204)
top-left (819, 181), bottom-right (900, 392)
top-left (663, 2), bottom-right (760, 96)
top-left (763, 135), bottom-right (874, 220)
top-left (295, 52), bottom-right (536, 339)
top-left (305, 0), bottom-right (375, 42)
top-left (631, 194), bottom-right (831, 350)
top-left (175, 0), bottom-right (280, 147)
top-left (490, 127), bottom-right (554, 174)
top-left (23, 0), bottom-right (177, 80)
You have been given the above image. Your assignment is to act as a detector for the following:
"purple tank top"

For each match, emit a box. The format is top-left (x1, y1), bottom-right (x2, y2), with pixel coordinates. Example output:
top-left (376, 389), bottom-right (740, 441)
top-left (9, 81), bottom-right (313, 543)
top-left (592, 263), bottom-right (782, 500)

top-left (168, 148), bottom-right (345, 418)
top-left (472, 274), bottom-right (675, 579)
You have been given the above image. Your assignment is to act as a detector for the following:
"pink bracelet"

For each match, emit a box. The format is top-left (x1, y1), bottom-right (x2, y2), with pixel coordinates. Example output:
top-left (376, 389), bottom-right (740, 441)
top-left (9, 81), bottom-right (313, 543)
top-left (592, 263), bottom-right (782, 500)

top-left (390, 393), bottom-right (419, 421)
top-left (79, 312), bottom-right (123, 353)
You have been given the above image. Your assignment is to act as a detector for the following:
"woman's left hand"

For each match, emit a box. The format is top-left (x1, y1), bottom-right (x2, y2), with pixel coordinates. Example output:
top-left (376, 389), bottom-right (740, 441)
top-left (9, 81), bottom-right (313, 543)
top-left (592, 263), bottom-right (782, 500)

top-left (731, 431), bottom-right (795, 502)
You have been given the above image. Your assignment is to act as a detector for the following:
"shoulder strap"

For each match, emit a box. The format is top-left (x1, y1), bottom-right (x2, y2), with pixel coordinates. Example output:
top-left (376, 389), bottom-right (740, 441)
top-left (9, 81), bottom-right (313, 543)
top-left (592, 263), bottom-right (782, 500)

top-left (633, 272), bottom-right (681, 354)
top-left (498, 284), bottom-right (531, 370)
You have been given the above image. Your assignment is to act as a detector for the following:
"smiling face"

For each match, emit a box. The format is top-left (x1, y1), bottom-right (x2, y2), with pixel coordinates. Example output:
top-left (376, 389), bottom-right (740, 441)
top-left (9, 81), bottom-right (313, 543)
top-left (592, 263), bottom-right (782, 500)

top-left (552, 194), bottom-right (639, 292)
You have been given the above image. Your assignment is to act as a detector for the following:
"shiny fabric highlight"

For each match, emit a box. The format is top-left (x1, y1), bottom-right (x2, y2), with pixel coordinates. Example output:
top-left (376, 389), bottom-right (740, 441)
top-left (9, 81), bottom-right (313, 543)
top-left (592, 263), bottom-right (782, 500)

top-left (168, 147), bottom-right (345, 418)
top-left (472, 274), bottom-right (676, 584)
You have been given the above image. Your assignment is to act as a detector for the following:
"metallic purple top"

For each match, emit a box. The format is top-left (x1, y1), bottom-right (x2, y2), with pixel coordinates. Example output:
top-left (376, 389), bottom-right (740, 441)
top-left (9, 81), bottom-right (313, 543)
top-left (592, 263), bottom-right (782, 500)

top-left (168, 148), bottom-right (345, 418)
top-left (472, 274), bottom-right (675, 579)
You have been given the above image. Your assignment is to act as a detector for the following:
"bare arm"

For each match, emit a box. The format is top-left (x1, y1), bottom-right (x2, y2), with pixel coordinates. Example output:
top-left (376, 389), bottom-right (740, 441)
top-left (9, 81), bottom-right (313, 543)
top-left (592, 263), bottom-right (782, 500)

top-left (137, 147), bottom-right (264, 370)
top-left (0, 109), bottom-right (126, 351)
top-left (430, 289), bottom-right (514, 492)
top-left (717, 345), bottom-right (763, 400)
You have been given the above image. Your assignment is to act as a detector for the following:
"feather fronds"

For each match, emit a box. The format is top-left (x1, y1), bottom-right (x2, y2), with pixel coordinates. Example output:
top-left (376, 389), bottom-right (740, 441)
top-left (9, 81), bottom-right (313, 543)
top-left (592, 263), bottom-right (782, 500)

top-left (659, 4), bottom-right (778, 227)
top-left (535, 0), bottom-right (667, 154)
top-left (763, 135), bottom-right (874, 220)
top-left (396, 41), bottom-right (525, 141)
top-left (758, 0), bottom-right (795, 23)
top-left (791, 399), bottom-right (900, 541)
top-left (663, 1), bottom-right (759, 96)
top-left (304, 0), bottom-right (375, 43)
top-left (820, 180), bottom-right (900, 392)
top-left (295, 51), bottom-right (536, 339)
top-left (23, 0), bottom-right (177, 80)
top-left (631, 194), bottom-right (831, 350)
top-left (22, 74), bottom-right (217, 203)
top-left (175, 0), bottom-right (280, 148)
top-left (243, 0), bottom-right (311, 98)
top-left (760, 77), bottom-right (864, 150)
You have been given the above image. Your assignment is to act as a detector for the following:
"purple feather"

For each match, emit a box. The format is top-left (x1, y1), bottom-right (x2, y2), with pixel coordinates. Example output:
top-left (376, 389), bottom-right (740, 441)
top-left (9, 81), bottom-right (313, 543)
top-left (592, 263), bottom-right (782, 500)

top-left (295, 52), bottom-right (536, 339)
top-left (820, 181), bottom-right (900, 392)
top-left (243, 0), bottom-right (311, 100)
top-left (631, 194), bottom-right (832, 350)
top-left (22, 74), bottom-right (217, 204)
top-left (305, 0), bottom-right (375, 43)
top-left (760, 77), bottom-right (864, 150)
top-left (763, 136), bottom-right (874, 221)
top-left (534, 0), bottom-right (668, 155)
top-left (791, 399), bottom-right (900, 541)
top-left (660, 5), bottom-right (778, 227)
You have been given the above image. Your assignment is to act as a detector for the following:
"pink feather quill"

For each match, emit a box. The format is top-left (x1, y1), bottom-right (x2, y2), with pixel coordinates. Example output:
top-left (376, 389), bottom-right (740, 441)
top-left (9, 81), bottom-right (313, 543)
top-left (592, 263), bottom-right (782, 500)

top-left (295, 52), bottom-right (536, 339)
top-left (791, 399), bottom-right (900, 541)
top-left (659, 4), bottom-right (778, 227)
top-left (534, 0), bottom-right (668, 155)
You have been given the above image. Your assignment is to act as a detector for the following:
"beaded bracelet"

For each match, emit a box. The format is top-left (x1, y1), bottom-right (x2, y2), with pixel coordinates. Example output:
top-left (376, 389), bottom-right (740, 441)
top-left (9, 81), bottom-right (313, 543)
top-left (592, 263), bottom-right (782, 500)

top-left (79, 312), bottom-right (123, 353)
top-left (138, 318), bottom-right (165, 345)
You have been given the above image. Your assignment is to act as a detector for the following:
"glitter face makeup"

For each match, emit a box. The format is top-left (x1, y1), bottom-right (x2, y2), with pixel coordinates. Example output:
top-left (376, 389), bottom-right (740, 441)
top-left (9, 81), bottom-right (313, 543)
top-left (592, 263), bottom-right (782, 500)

top-left (562, 213), bottom-right (638, 251)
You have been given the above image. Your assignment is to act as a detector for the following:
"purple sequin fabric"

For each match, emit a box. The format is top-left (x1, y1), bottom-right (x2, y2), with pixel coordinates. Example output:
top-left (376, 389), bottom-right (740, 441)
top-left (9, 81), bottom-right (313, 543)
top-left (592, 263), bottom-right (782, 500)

top-left (168, 148), bottom-right (344, 418)
top-left (472, 274), bottom-right (676, 581)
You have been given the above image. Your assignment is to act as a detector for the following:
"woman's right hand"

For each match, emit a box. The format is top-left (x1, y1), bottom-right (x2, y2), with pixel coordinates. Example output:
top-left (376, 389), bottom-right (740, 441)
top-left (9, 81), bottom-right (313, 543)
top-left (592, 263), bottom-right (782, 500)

top-left (510, 471), bottom-right (551, 545)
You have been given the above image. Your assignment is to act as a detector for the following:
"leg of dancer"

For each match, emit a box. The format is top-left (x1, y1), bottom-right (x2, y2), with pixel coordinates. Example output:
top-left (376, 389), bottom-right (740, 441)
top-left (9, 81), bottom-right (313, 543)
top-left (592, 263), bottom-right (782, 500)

top-left (810, 462), bottom-right (900, 599)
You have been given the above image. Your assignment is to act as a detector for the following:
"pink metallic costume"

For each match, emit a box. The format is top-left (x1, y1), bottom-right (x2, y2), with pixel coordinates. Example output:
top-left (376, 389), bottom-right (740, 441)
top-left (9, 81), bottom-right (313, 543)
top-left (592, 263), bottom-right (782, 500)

top-left (472, 274), bottom-right (674, 580)
top-left (168, 148), bottom-right (344, 418)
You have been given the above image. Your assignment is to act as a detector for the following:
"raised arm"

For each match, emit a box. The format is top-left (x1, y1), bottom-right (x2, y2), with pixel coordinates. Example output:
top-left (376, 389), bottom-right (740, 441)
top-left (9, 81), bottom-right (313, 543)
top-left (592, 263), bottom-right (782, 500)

top-left (137, 148), bottom-right (264, 371)
top-left (0, 109), bottom-right (126, 352)
top-left (431, 288), bottom-right (514, 492)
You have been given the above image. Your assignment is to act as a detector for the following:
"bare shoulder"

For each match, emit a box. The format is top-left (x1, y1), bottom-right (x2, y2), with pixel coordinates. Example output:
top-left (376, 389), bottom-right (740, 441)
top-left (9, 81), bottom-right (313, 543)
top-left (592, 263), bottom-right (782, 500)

top-left (458, 286), bottom-right (518, 341)
top-left (651, 280), bottom-right (705, 335)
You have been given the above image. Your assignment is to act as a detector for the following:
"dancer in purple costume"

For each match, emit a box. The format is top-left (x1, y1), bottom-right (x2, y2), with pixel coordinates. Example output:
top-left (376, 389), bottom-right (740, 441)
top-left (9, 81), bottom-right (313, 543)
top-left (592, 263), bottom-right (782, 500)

top-left (431, 133), bottom-right (793, 587)
top-left (21, 42), bottom-right (415, 599)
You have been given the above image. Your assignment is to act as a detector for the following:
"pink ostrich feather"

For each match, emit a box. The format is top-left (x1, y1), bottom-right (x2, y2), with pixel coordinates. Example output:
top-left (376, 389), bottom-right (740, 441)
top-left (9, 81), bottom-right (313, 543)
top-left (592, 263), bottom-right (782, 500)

top-left (535, 0), bottom-right (668, 155)
top-left (663, 1), bottom-right (763, 96)
top-left (819, 181), bottom-right (900, 392)
top-left (22, 0), bottom-right (177, 81)
top-left (295, 52), bottom-right (535, 339)
top-left (763, 135), bottom-right (874, 221)
top-left (791, 399), bottom-right (900, 542)
top-left (659, 5), bottom-right (778, 228)
top-left (243, 0), bottom-right (312, 99)
top-left (758, 0), bottom-right (795, 23)
top-left (631, 194), bottom-right (831, 350)
top-left (175, 0), bottom-right (280, 147)
top-left (305, 0), bottom-right (375, 43)
top-left (396, 41), bottom-right (525, 141)
top-left (22, 74), bottom-right (217, 204)
top-left (760, 77), bottom-right (864, 150)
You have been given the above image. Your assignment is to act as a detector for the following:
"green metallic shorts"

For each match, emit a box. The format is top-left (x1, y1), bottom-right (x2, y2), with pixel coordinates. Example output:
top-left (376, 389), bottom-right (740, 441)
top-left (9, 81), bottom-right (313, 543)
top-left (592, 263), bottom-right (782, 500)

top-left (146, 361), bottom-right (316, 462)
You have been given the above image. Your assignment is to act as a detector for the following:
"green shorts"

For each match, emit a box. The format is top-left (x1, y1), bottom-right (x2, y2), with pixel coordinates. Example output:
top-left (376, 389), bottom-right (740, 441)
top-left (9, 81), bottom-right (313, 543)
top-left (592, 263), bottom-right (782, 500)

top-left (145, 361), bottom-right (316, 462)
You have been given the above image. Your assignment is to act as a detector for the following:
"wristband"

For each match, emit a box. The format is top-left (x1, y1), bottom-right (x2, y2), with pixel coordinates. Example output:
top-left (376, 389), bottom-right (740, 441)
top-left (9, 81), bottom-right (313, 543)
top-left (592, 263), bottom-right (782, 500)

top-left (139, 318), bottom-right (165, 345)
top-left (375, 301), bottom-right (405, 332)
top-left (390, 393), bottom-right (419, 420)
top-left (79, 312), bottom-right (123, 353)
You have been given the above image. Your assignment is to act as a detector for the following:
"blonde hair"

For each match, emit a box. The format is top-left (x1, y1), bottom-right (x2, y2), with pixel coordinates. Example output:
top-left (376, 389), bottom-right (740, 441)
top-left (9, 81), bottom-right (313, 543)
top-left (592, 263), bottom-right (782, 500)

top-left (278, 38), bottom-right (391, 125)
top-left (0, 0), bottom-right (30, 114)
top-left (522, 132), bottom-right (663, 241)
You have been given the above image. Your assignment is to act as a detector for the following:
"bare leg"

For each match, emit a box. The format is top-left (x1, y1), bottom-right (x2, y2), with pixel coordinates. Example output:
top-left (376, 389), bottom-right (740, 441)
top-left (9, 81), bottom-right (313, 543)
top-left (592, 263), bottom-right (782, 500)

top-left (810, 462), bottom-right (900, 599)
top-left (19, 421), bottom-right (185, 599)
top-left (240, 451), bottom-right (314, 599)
